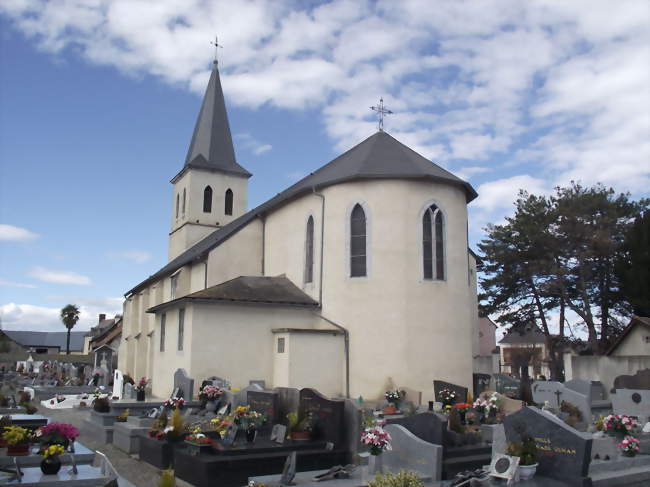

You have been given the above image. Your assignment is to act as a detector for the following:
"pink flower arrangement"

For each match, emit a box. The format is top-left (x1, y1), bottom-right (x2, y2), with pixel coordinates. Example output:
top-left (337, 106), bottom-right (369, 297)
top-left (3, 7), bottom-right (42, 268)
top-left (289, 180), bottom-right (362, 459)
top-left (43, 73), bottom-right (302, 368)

top-left (603, 414), bottom-right (640, 436)
top-left (617, 435), bottom-right (640, 456)
top-left (164, 397), bottom-right (186, 410)
top-left (137, 377), bottom-right (149, 391)
top-left (361, 426), bottom-right (392, 455)
top-left (200, 385), bottom-right (224, 400)
top-left (35, 422), bottom-right (79, 446)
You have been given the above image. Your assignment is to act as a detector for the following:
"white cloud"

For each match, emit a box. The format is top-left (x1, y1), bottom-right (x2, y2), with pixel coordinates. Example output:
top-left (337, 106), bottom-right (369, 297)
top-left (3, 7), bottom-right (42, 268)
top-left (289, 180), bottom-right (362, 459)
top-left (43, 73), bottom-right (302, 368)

top-left (0, 297), bottom-right (123, 332)
top-left (28, 266), bottom-right (91, 286)
top-left (107, 250), bottom-right (152, 264)
top-left (0, 280), bottom-right (37, 289)
top-left (475, 175), bottom-right (548, 213)
top-left (234, 133), bottom-right (272, 155)
top-left (1, 0), bottom-right (648, 200)
top-left (455, 166), bottom-right (490, 181)
top-left (0, 224), bottom-right (40, 241)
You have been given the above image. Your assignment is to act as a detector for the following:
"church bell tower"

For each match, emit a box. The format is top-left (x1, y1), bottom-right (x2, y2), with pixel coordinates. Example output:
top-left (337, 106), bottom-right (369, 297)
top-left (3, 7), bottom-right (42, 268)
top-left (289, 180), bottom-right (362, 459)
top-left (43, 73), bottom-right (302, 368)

top-left (168, 60), bottom-right (252, 262)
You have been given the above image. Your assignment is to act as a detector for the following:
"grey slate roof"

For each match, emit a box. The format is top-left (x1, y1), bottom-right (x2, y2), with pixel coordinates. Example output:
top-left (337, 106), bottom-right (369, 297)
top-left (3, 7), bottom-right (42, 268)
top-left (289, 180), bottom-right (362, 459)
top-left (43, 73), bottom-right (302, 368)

top-left (2, 330), bottom-right (87, 352)
top-left (147, 275), bottom-right (318, 313)
top-left (174, 61), bottom-right (251, 180)
top-left (499, 325), bottom-right (547, 345)
top-left (127, 131), bottom-right (478, 296)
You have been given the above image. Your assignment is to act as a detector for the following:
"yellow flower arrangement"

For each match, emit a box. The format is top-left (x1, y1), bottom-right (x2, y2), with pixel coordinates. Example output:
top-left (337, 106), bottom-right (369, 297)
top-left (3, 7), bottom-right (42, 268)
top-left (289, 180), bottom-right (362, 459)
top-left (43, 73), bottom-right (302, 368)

top-left (3, 426), bottom-right (31, 445)
top-left (42, 444), bottom-right (65, 458)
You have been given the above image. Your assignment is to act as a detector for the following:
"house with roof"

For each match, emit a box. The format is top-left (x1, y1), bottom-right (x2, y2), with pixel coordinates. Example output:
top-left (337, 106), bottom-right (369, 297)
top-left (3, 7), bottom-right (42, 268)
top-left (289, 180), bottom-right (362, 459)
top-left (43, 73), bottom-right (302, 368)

top-left (498, 324), bottom-right (550, 379)
top-left (1, 330), bottom-right (87, 355)
top-left (118, 59), bottom-right (481, 401)
top-left (605, 315), bottom-right (650, 357)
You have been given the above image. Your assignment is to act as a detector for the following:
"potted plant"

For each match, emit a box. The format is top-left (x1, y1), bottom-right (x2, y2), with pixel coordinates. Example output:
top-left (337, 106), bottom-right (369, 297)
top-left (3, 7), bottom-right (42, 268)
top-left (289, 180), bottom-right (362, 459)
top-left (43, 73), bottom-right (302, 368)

top-left (439, 388), bottom-right (459, 407)
top-left (40, 444), bottom-right (65, 475)
top-left (163, 398), bottom-right (186, 411)
top-left (603, 414), bottom-right (640, 439)
top-left (34, 422), bottom-right (79, 449)
top-left (618, 435), bottom-right (641, 457)
top-left (383, 390), bottom-right (402, 414)
top-left (507, 436), bottom-right (538, 480)
top-left (453, 402), bottom-right (471, 424)
top-left (116, 409), bottom-right (130, 423)
top-left (199, 385), bottom-right (223, 412)
top-left (136, 377), bottom-right (149, 401)
top-left (164, 408), bottom-right (187, 443)
top-left (233, 406), bottom-right (266, 443)
top-left (287, 410), bottom-right (314, 441)
top-left (3, 426), bottom-right (32, 456)
top-left (185, 426), bottom-right (213, 456)
top-left (93, 396), bottom-right (110, 413)
top-left (361, 425), bottom-right (392, 474)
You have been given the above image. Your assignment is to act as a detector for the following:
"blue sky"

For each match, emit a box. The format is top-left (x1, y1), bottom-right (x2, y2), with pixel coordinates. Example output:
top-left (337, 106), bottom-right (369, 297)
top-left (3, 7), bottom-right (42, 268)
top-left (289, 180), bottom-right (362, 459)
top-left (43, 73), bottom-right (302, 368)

top-left (1, 0), bottom-right (648, 332)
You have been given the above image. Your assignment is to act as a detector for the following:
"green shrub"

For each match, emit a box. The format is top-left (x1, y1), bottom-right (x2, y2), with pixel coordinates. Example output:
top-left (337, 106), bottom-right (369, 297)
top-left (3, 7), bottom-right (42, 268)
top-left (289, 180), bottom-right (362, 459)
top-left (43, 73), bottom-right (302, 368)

top-left (507, 436), bottom-right (538, 466)
top-left (368, 470), bottom-right (424, 487)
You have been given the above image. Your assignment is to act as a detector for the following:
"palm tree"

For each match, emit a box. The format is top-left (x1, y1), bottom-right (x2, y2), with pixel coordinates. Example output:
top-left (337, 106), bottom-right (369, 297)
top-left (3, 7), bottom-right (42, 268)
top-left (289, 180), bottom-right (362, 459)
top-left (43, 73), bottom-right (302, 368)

top-left (60, 304), bottom-right (80, 355)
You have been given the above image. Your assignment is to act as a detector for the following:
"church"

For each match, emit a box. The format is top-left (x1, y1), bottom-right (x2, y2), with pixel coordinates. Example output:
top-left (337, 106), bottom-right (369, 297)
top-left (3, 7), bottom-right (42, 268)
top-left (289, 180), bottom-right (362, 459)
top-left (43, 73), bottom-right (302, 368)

top-left (117, 59), bottom-right (481, 402)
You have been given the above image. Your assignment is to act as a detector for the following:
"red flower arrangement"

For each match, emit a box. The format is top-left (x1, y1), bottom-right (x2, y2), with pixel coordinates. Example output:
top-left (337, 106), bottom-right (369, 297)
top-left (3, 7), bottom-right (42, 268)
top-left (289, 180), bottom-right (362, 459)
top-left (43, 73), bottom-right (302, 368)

top-left (453, 403), bottom-right (471, 413)
top-left (35, 422), bottom-right (79, 447)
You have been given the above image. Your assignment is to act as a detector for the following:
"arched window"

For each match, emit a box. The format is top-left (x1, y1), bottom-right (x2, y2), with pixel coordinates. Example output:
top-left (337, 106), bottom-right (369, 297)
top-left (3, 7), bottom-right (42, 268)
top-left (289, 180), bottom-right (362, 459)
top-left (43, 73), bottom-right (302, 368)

top-left (182, 188), bottom-right (186, 216)
top-left (224, 189), bottom-right (233, 215)
top-left (423, 204), bottom-right (445, 280)
top-left (203, 186), bottom-right (212, 213)
top-left (350, 204), bottom-right (367, 277)
top-left (305, 216), bottom-right (314, 283)
top-left (175, 194), bottom-right (179, 219)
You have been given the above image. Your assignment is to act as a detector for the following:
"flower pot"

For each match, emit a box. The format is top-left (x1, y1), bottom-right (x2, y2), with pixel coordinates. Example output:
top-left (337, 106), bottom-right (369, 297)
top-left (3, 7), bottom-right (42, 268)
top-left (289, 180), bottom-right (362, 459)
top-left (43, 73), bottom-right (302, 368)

top-left (136, 390), bottom-right (146, 402)
top-left (7, 443), bottom-right (30, 456)
top-left (382, 405), bottom-right (397, 415)
top-left (623, 451), bottom-right (637, 458)
top-left (290, 431), bottom-right (310, 441)
top-left (518, 463), bottom-right (538, 480)
top-left (246, 429), bottom-right (257, 443)
top-left (40, 455), bottom-right (62, 475)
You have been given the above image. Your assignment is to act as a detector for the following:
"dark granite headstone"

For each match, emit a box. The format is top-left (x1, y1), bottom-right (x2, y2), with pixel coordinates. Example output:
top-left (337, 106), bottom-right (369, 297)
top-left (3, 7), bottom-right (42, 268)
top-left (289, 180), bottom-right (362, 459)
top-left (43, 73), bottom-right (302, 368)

top-left (274, 387), bottom-right (299, 424)
top-left (491, 373), bottom-right (521, 399)
top-left (385, 412), bottom-right (445, 445)
top-left (247, 390), bottom-right (279, 424)
top-left (299, 388), bottom-right (344, 446)
top-left (433, 380), bottom-right (467, 404)
top-left (504, 406), bottom-right (592, 487)
top-left (173, 368), bottom-right (194, 400)
top-left (473, 373), bottom-right (492, 398)
top-left (612, 369), bottom-right (650, 392)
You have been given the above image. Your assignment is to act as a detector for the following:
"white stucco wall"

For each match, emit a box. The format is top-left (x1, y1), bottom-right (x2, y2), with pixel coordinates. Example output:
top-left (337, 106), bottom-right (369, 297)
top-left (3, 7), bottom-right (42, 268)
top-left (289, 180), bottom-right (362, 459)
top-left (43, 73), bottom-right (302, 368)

top-left (264, 179), bottom-right (476, 401)
top-left (168, 169), bottom-right (249, 260)
top-left (612, 325), bottom-right (650, 356)
top-left (287, 332), bottom-right (344, 397)
top-left (206, 219), bottom-right (263, 286)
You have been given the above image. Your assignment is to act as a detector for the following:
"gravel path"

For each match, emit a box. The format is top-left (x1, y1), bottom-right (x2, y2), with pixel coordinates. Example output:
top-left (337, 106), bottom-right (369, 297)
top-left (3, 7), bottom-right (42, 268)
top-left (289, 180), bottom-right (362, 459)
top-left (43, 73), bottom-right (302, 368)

top-left (38, 407), bottom-right (193, 487)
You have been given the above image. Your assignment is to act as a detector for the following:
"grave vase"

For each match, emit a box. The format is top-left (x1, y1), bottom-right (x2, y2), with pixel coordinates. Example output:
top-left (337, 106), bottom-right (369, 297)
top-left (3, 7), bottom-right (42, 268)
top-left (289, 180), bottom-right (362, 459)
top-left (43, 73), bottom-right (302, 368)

top-left (40, 455), bottom-right (62, 475)
top-left (205, 400), bottom-right (217, 413)
top-left (137, 389), bottom-right (146, 402)
top-left (245, 428), bottom-right (257, 443)
top-left (368, 453), bottom-right (384, 475)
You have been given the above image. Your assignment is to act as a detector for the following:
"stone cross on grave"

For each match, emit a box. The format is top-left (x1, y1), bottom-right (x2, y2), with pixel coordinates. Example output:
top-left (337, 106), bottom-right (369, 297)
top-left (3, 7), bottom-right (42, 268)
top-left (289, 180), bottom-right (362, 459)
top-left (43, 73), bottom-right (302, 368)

top-left (554, 389), bottom-right (563, 408)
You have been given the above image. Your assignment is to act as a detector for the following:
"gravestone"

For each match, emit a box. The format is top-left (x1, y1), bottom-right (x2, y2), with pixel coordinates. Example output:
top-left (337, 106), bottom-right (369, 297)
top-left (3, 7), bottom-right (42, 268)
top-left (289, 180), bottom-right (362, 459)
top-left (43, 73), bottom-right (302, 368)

top-left (383, 424), bottom-right (443, 481)
top-left (200, 376), bottom-right (227, 390)
top-left (565, 379), bottom-right (593, 404)
top-left (504, 406), bottom-right (592, 486)
top-left (433, 380), bottom-right (467, 404)
top-left (124, 383), bottom-right (136, 400)
top-left (247, 390), bottom-right (279, 423)
top-left (532, 381), bottom-right (591, 427)
top-left (490, 374), bottom-right (521, 398)
top-left (234, 383), bottom-right (264, 408)
top-left (299, 388), bottom-right (345, 446)
top-left (591, 381), bottom-right (606, 401)
top-left (400, 386), bottom-right (423, 406)
top-left (612, 369), bottom-right (650, 392)
top-left (173, 368), bottom-right (194, 400)
top-left (490, 423), bottom-right (507, 455)
top-left (274, 387), bottom-right (300, 424)
top-left (249, 380), bottom-right (266, 388)
top-left (385, 412), bottom-right (445, 445)
top-left (112, 370), bottom-right (124, 400)
top-left (611, 389), bottom-right (650, 423)
top-left (473, 373), bottom-right (492, 398)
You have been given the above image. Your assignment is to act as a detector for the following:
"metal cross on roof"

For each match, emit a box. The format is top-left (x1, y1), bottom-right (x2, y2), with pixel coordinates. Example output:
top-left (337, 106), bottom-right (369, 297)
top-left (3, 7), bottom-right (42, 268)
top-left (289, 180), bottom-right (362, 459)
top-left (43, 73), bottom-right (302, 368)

top-left (211, 36), bottom-right (223, 65)
top-left (370, 97), bottom-right (393, 132)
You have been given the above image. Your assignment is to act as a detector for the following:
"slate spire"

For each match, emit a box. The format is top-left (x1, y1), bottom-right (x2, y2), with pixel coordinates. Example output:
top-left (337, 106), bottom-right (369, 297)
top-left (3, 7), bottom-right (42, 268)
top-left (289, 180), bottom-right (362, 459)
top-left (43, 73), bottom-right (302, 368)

top-left (182, 61), bottom-right (251, 178)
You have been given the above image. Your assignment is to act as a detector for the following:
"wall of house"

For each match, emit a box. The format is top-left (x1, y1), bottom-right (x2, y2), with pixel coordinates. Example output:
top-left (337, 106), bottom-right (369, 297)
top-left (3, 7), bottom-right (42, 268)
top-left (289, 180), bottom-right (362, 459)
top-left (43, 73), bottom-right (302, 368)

top-left (478, 318), bottom-right (497, 356)
top-left (287, 332), bottom-right (344, 397)
top-left (264, 179), bottom-right (476, 401)
top-left (612, 326), bottom-right (650, 357)
top-left (564, 353), bottom-right (650, 396)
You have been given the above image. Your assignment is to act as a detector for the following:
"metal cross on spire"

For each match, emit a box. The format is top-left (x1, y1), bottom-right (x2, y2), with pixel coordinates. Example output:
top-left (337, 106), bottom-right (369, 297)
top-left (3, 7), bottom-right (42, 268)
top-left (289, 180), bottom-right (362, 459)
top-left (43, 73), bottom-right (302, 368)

top-left (211, 36), bottom-right (223, 65)
top-left (370, 97), bottom-right (393, 132)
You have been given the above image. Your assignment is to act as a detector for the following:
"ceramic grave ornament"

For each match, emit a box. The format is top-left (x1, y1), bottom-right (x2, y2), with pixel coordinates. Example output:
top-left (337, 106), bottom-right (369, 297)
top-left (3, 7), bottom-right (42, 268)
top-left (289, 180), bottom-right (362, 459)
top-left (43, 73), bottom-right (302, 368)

top-left (112, 370), bottom-right (124, 400)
